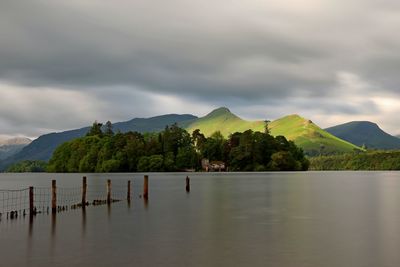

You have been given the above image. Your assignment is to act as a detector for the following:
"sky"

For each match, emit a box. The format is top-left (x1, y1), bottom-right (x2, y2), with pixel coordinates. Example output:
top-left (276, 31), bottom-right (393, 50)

top-left (1, 0), bottom-right (400, 139)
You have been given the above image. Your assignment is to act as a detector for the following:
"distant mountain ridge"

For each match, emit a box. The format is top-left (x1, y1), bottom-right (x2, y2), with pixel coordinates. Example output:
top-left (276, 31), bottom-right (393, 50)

top-left (0, 114), bottom-right (196, 170)
top-left (0, 137), bottom-right (31, 146)
top-left (325, 121), bottom-right (400, 149)
top-left (0, 137), bottom-right (31, 160)
top-left (5, 108), bottom-right (392, 171)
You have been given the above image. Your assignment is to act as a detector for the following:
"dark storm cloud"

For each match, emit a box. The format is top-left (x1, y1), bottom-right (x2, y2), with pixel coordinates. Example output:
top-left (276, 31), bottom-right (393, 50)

top-left (0, 0), bottom-right (400, 136)
top-left (0, 0), bottom-right (332, 95)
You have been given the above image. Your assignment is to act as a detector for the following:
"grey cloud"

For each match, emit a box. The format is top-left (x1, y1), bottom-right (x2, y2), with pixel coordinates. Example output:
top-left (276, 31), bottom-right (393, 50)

top-left (0, 0), bottom-right (400, 136)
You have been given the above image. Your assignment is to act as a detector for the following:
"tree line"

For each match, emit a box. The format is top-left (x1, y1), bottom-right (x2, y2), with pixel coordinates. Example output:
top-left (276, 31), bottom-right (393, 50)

top-left (46, 121), bottom-right (309, 173)
top-left (309, 150), bottom-right (400, 170)
top-left (6, 160), bottom-right (48, 173)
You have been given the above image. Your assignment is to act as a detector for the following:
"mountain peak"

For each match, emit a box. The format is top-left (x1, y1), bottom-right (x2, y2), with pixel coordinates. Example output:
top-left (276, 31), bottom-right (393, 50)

top-left (205, 107), bottom-right (233, 117)
top-left (0, 137), bottom-right (31, 146)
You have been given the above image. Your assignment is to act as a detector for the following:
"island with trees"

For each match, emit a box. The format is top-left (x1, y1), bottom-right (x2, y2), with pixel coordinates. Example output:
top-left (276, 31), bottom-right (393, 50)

top-left (46, 122), bottom-right (309, 172)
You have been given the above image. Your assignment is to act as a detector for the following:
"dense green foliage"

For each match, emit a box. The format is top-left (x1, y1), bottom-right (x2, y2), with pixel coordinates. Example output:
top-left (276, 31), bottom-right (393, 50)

top-left (47, 122), bottom-right (309, 172)
top-left (309, 151), bottom-right (400, 170)
top-left (6, 160), bottom-right (48, 172)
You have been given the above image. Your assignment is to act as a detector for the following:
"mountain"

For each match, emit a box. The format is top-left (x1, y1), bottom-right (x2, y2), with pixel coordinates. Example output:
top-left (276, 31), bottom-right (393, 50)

top-left (0, 137), bottom-right (31, 160)
top-left (325, 121), bottom-right (400, 150)
top-left (0, 114), bottom-right (196, 170)
top-left (0, 108), bottom-right (365, 171)
top-left (182, 107), bottom-right (265, 136)
top-left (183, 108), bottom-right (360, 156)
top-left (269, 115), bottom-right (361, 156)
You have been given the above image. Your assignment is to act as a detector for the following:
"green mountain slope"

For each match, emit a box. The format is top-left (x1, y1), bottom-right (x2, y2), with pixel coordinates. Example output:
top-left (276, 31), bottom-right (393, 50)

top-left (183, 108), bottom-right (361, 156)
top-left (269, 115), bottom-right (361, 155)
top-left (325, 121), bottom-right (400, 150)
top-left (182, 107), bottom-right (265, 137)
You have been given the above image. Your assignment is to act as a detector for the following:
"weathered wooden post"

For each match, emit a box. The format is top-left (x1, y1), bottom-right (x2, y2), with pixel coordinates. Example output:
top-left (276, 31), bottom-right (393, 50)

top-left (186, 176), bottom-right (190, 192)
top-left (82, 176), bottom-right (87, 208)
top-left (107, 179), bottom-right (111, 204)
top-left (127, 180), bottom-right (131, 202)
top-left (29, 186), bottom-right (34, 216)
top-left (143, 175), bottom-right (149, 199)
top-left (51, 180), bottom-right (57, 214)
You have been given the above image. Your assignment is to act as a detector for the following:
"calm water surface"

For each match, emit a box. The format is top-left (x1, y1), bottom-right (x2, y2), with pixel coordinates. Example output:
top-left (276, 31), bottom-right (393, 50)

top-left (1, 172), bottom-right (400, 267)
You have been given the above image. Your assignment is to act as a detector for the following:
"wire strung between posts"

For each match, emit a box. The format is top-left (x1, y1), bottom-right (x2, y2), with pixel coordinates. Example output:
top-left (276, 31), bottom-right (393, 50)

top-left (0, 179), bottom-right (133, 220)
top-left (0, 188), bottom-right (30, 219)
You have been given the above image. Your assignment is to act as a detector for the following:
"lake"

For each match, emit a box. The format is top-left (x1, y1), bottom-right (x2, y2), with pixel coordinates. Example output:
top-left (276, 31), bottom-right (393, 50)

top-left (1, 172), bottom-right (400, 267)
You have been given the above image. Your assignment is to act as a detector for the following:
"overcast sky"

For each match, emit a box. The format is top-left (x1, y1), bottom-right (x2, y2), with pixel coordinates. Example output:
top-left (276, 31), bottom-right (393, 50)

top-left (1, 0), bottom-right (400, 138)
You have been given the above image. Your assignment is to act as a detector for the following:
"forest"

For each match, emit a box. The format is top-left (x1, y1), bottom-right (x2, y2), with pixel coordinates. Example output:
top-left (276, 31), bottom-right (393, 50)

top-left (46, 122), bottom-right (309, 172)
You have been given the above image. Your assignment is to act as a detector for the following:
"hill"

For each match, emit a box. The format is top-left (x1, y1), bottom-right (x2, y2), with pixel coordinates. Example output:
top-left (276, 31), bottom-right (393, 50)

top-left (183, 108), bottom-right (360, 156)
top-left (0, 114), bottom-right (196, 170)
top-left (325, 121), bottom-right (400, 150)
top-left (0, 137), bottom-right (31, 160)
top-left (182, 107), bottom-right (265, 136)
top-left (269, 115), bottom-right (361, 156)
top-left (0, 108), bottom-right (365, 170)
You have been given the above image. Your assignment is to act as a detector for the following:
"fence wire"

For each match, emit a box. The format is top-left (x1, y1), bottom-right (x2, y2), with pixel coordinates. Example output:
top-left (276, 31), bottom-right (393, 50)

top-left (0, 180), bottom-right (132, 220)
top-left (0, 189), bottom-right (30, 217)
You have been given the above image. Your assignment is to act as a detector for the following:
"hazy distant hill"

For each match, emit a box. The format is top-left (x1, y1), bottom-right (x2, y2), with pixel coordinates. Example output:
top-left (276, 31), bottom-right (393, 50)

top-left (0, 137), bottom-right (31, 160)
top-left (269, 115), bottom-right (361, 156)
top-left (0, 114), bottom-right (196, 170)
top-left (183, 107), bottom-right (360, 156)
top-left (325, 121), bottom-right (400, 149)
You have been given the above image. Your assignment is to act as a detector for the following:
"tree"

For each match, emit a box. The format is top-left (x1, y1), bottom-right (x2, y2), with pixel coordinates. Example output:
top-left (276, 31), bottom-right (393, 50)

top-left (87, 121), bottom-right (103, 136)
top-left (264, 120), bottom-right (271, 134)
top-left (202, 131), bottom-right (226, 161)
top-left (269, 151), bottom-right (300, 171)
top-left (104, 121), bottom-right (114, 136)
top-left (176, 146), bottom-right (199, 170)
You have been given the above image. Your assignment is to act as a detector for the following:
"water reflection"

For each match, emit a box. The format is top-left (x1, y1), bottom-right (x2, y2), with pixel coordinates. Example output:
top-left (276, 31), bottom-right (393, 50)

top-left (27, 214), bottom-right (34, 265)
top-left (143, 197), bottom-right (149, 209)
top-left (107, 202), bottom-right (111, 221)
top-left (81, 208), bottom-right (86, 237)
top-left (2, 172), bottom-right (400, 267)
top-left (50, 213), bottom-right (57, 264)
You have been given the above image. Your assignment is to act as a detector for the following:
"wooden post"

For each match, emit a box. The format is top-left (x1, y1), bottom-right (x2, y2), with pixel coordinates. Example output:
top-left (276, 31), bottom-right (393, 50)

top-left (82, 176), bottom-right (87, 208)
top-left (127, 180), bottom-right (131, 202)
top-left (51, 180), bottom-right (57, 214)
top-left (29, 186), bottom-right (34, 216)
top-left (186, 176), bottom-right (190, 192)
top-left (107, 179), bottom-right (111, 204)
top-left (143, 175), bottom-right (149, 199)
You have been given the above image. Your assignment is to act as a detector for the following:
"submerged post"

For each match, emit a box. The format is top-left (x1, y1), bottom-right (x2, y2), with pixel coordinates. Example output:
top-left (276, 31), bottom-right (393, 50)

top-left (29, 186), bottom-right (34, 216)
top-left (107, 179), bottom-right (111, 204)
top-left (143, 175), bottom-right (149, 199)
top-left (127, 180), bottom-right (131, 202)
top-left (186, 176), bottom-right (190, 192)
top-left (51, 180), bottom-right (57, 214)
top-left (82, 176), bottom-right (87, 208)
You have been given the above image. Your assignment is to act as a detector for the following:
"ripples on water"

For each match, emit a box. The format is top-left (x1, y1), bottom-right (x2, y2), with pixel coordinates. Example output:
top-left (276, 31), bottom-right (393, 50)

top-left (1, 172), bottom-right (400, 267)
